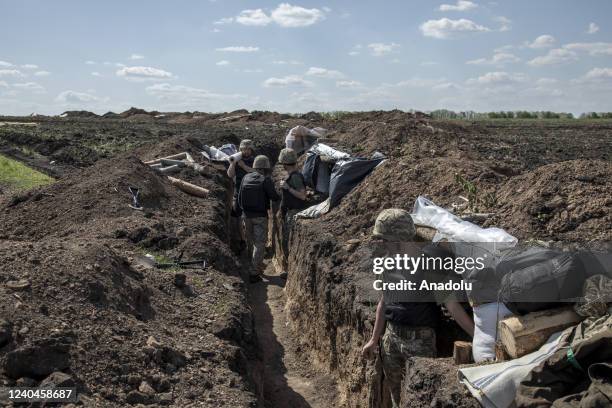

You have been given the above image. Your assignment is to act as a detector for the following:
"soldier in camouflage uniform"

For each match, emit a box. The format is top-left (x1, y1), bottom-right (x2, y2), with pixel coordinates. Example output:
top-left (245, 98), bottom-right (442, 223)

top-left (239, 155), bottom-right (280, 282)
top-left (277, 148), bottom-right (307, 279)
top-left (362, 209), bottom-right (438, 408)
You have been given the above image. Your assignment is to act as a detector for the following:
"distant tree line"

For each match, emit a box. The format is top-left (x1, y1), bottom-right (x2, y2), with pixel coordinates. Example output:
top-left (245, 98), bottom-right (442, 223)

top-left (429, 109), bottom-right (612, 120)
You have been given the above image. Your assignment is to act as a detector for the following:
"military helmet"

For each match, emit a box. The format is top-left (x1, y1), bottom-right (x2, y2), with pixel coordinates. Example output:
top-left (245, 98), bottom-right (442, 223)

top-left (239, 139), bottom-right (254, 150)
top-left (278, 148), bottom-right (298, 165)
top-left (372, 209), bottom-right (415, 241)
top-left (253, 155), bottom-right (271, 169)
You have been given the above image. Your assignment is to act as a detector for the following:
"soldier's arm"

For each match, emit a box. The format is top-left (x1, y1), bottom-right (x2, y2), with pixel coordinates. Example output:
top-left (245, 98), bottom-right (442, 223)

top-left (362, 298), bottom-right (386, 359)
top-left (238, 160), bottom-right (254, 173)
top-left (227, 160), bottom-right (237, 178)
top-left (445, 301), bottom-right (474, 337)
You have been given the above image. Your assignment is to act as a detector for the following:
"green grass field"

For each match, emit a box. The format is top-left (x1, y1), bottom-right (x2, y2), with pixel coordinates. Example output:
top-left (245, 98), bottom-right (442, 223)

top-left (0, 154), bottom-right (54, 191)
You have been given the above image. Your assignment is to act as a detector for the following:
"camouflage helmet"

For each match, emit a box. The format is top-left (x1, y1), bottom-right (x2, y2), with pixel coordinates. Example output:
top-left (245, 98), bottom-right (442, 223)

top-left (278, 148), bottom-right (298, 165)
top-left (239, 139), bottom-right (254, 150)
top-left (372, 209), bottom-right (415, 241)
top-left (253, 155), bottom-right (271, 169)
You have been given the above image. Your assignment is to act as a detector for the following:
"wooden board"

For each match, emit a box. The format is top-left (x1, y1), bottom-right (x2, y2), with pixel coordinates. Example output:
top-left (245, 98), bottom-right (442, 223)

top-left (499, 307), bottom-right (582, 359)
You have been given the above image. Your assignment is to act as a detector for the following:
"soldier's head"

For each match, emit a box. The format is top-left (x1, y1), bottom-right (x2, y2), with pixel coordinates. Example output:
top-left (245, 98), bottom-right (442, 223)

top-left (372, 209), bottom-right (416, 242)
top-left (239, 139), bottom-right (254, 158)
top-left (253, 155), bottom-right (271, 176)
top-left (278, 148), bottom-right (298, 171)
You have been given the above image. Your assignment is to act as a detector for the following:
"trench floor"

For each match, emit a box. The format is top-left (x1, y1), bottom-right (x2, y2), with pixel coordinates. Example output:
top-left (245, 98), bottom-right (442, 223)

top-left (250, 261), bottom-right (339, 408)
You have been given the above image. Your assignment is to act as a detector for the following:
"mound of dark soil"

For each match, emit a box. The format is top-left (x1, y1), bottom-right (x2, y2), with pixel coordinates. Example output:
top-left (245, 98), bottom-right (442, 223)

top-left (487, 159), bottom-right (612, 240)
top-left (400, 358), bottom-right (479, 408)
top-left (61, 111), bottom-right (99, 118)
top-left (0, 139), bottom-right (260, 406)
top-left (119, 107), bottom-right (159, 118)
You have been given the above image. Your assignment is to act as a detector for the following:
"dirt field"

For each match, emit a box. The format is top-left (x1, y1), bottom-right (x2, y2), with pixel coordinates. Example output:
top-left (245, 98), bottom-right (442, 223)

top-left (0, 111), bottom-right (610, 407)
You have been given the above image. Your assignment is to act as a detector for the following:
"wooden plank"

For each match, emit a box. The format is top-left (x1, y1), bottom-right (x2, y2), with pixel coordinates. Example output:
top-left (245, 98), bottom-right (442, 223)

top-left (167, 176), bottom-right (209, 198)
top-left (453, 341), bottom-right (473, 365)
top-left (499, 307), bottom-right (582, 359)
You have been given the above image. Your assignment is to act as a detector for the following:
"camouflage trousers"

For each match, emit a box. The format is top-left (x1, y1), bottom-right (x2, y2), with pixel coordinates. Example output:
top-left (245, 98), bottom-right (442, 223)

top-left (244, 216), bottom-right (268, 276)
top-left (280, 209), bottom-right (299, 272)
top-left (381, 323), bottom-right (436, 408)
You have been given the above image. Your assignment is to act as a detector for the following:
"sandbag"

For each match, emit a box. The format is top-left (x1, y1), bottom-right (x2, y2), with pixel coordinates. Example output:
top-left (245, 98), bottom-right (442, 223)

top-left (498, 248), bottom-right (588, 315)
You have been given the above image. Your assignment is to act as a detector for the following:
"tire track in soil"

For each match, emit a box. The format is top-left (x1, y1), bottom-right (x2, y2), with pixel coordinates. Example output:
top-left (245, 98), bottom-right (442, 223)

top-left (250, 261), bottom-right (339, 408)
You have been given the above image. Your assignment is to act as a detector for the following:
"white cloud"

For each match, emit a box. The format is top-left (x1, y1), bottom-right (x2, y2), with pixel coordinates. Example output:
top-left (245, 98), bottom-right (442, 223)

top-left (420, 61), bottom-right (439, 66)
top-left (420, 18), bottom-right (490, 39)
top-left (582, 67), bottom-right (612, 82)
top-left (236, 9), bottom-right (272, 26)
top-left (395, 78), bottom-right (447, 87)
top-left (367, 42), bottom-right (400, 56)
top-left (536, 78), bottom-right (559, 85)
top-left (494, 16), bottom-right (512, 32)
top-left (34, 71), bottom-right (50, 77)
top-left (146, 83), bottom-right (245, 101)
top-left (306, 66), bottom-right (345, 79)
top-left (466, 71), bottom-right (527, 85)
top-left (272, 60), bottom-right (302, 65)
top-left (224, 3), bottom-right (326, 28)
top-left (0, 69), bottom-right (23, 77)
top-left (130, 54), bottom-right (145, 60)
top-left (0, 61), bottom-right (12, 67)
top-left (587, 22), bottom-right (600, 34)
top-left (85, 60), bottom-right (96, 65)
top-left (116, 66), bottom-right (174, 81)
top-left (564, 42), bottom-right (612, 56)
top-left (270, 3), bottom-right (325, 27)
top-left (438, 1), bottom-right (477, 12)
top-left (21, 64), bottom-right (38, 70)
top-left (467, 52), bottom-right (520, 65)
top-left (528, 48), bottom-right (577, 66)
top-left (0, 80), bottom-right (7, 87)
top-left (214, 17), bottom-right (234, 25)
top-left (525, 35), bottom-right (555, 49)
top-left (216, 60), bottom-right (230, 66)
top-left (262, 75), bottom-right (313, 87)
top-left (216, 46), bottom-right (260, 53)
top-left (56, 90), bottom-right (101, 103)
top-left (336, 80), bottom-right (362, 88)
top-left (91, 72), bottom-right (102, 77)
top-left (12, 82), bottom-right (45, 92)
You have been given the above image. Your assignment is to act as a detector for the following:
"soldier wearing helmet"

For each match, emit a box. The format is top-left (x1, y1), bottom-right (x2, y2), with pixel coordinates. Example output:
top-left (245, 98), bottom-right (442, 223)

top-left (277, 148), bottom-right (307, 279)
top-left (238, 155), bottom-right (280, 282)
top-left (362, 209), bottom-right (474, 408)
top-left (227, 139), bottom-right (256, 252)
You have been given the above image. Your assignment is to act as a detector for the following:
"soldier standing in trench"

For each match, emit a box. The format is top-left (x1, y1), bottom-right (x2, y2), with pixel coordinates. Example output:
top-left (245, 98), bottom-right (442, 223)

top-left (238, 155), bottom-right (280, 282)
top-left (361, 209), bottom-right (474, 408)
top-left (227, 139), bottom-right (255, 253)
top-left (277, 148), bottom-right (307, 279)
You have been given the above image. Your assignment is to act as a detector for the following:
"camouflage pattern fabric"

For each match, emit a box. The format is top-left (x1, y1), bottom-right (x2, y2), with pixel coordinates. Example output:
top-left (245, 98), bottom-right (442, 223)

top-left (381, 323), bottom-right (436, 408)
top-left (280, 209), bottom-right (300, 272)
top-left (244, 216), bottom-right (268, 276)
top-left (372, 209), bottom-right (415, 242)
top-left (575, 274), bottom-right (612, 318)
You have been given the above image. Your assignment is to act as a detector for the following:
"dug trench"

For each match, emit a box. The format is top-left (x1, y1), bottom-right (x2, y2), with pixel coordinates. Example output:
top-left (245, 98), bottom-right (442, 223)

top-left (1, 113), bottom-right (610, 407)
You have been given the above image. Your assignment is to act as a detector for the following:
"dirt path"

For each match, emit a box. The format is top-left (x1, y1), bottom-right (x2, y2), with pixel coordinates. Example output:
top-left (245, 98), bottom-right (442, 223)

top-left (250, 261), bottom-right (339, 408)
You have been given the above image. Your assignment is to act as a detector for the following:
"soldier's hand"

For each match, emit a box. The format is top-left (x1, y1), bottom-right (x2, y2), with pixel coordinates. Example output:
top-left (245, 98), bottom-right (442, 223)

top-left (362, 339), bottom-right (378, 360)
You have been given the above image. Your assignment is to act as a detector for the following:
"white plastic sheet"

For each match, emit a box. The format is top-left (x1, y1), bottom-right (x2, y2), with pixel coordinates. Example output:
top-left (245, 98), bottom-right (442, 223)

top-left (296, 198), bottom-right (331, 219)
top-left (308, 143), bottom-right (350, 161)
top-left (459, 329), bottom-right (569, 408)
top-left (411, 196), bottom-right (518, 248)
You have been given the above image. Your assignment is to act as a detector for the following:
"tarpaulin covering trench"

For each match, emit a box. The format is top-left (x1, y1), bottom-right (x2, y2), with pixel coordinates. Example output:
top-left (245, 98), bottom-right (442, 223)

top-left (298, 143), bottom-right (385, 218)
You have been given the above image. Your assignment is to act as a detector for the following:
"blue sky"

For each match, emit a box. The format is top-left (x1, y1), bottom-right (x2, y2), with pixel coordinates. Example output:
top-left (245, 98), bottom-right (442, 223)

top-left (1, 0), bottom-right (611, 115)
